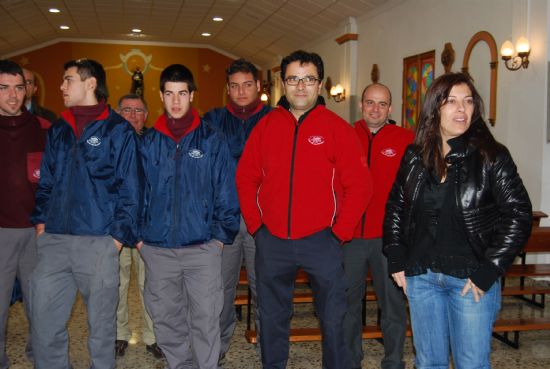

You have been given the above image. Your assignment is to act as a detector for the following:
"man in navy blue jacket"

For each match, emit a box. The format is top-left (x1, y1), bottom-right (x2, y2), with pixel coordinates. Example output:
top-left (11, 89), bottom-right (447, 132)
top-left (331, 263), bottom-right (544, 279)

top-left (138, 64), bottom-right (239, 369)
top-left (204, 59), bottom-right (271, 362)
top-left (30, 59), bottom-right (142, 369)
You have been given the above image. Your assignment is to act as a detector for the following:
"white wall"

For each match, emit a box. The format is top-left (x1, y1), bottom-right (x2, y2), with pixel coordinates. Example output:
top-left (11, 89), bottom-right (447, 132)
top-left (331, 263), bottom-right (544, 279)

top-left (265, 0), bottom-right (550, 264)
top-left (267, 0), bottom-right (549, 212)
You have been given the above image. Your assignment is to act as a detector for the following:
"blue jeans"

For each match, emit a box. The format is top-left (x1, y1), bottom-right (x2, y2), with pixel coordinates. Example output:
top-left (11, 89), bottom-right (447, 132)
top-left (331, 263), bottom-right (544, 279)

top-left (406, 270), bottom-right (501, 369)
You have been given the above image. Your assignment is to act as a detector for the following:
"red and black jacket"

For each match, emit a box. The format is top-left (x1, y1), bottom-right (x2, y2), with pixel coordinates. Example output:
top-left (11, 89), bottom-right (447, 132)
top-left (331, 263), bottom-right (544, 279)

top-left (236, 102), bottom-right (372, 242)
top-left (353, 121), bottom-right (414, 239)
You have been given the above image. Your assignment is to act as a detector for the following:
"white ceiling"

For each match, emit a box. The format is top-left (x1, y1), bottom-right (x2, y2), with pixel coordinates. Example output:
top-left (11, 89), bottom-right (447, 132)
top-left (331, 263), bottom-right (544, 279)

top-left (0, 0), bottom-right (390, 66)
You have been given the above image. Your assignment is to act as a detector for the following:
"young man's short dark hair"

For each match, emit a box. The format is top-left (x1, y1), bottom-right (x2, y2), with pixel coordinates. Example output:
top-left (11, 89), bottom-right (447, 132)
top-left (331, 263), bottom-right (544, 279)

top-left (63, 59), bottom-right (109, 101)
top-left (280, 50), bottom-right (324, 81)
top-left (225, 59), bottom-right (259, 82)
top-left (159, 64), bottom-right (196, 93)
top-left (0, 59), bottom-right (24, 80)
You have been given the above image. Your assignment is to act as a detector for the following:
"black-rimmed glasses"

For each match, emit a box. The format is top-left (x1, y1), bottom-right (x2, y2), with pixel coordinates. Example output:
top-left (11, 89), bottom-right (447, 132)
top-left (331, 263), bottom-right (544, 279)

top-left (284, 76), bottom-right (320, 86)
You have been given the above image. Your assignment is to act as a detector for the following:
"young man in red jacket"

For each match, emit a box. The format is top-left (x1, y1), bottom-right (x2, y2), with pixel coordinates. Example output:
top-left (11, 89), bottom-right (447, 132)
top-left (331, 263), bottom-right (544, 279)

top-left (236, 50), bottom-right (372, 369)
top-left (344, 83), bottom-right (414, 369)
top-left (0, 59), bottom-right (49, 369)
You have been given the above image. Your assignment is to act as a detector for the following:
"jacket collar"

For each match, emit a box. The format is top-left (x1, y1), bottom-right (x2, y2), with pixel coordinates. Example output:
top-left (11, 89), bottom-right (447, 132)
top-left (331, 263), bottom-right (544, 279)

top-left (60, 105), bottom-right (110, 135)
top-left (277, 95), bottom-right (326, 124)
top-left (153, 108), bottom-right (200, 142)
top-left (445, 136), bottom-right (476, 164)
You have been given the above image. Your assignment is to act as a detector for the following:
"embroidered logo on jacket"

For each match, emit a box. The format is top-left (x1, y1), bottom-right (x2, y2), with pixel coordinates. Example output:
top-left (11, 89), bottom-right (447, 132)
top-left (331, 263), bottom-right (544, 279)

top-left (308, 136), bottom-right (325, 145)
top-left (188, 149), bottom-right (204, 158)
top-left (33, 169), bottom-right (40, 179)
top-left (381, 148), bottom-right (397, 157)
top-left (87, 136), bottom-right (101, 147)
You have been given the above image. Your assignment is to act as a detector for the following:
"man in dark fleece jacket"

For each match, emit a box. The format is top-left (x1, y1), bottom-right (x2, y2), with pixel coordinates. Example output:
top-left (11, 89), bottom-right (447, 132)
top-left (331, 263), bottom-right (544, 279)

top-left (0, 59), bottom-right (49, 369)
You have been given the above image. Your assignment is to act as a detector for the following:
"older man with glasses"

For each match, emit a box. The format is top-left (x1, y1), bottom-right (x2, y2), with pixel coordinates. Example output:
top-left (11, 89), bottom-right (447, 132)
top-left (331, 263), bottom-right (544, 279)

top-left (113, 94), bottom-right (163, 359)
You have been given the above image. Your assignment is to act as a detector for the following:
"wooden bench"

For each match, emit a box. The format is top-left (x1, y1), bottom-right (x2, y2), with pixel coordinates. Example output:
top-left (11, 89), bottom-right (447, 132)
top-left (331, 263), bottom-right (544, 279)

top-left (244, 318), bottom-right (550, 346)
top-left (237, 213), bottom-right (550, 347)
top-left (495, 224), bottom-right (550, 347)
top-left (492, 317), bottom-right (550, 348)
top-left (501, 226), bottom-right (550, 308)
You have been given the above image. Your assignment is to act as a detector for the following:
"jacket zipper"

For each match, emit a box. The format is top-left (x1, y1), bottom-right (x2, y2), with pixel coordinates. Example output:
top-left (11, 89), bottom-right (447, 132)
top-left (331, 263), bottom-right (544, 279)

top-left (287, 123), bottom-right (301, 239)
top-left (63, 140), bottom-right (77, 233)
top-left (360, 132), bottom-right (375, 237)
top-left (171, 143), bottom-right (181, 245)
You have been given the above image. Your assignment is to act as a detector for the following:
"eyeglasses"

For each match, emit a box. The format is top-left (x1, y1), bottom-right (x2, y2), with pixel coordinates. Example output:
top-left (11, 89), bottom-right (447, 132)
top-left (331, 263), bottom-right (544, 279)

top-left (284, 76), bottom-right (320, 86)
top-left (120, 107), bottom-right (146, 115)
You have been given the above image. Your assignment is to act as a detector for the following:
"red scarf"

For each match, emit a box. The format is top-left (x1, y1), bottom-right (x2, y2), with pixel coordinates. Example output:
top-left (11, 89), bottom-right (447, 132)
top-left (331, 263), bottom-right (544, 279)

top-left (227, 97), bottom-right (262, 121)
top-left (69, 101), bottom-right (106, 139)
top-left (166, 109), bottom-right (194, 141)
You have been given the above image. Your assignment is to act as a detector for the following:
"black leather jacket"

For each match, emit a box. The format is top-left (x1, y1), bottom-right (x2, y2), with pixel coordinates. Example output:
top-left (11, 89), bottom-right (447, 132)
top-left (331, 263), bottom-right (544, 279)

top-left (383, 136), bottom-right (532, 288)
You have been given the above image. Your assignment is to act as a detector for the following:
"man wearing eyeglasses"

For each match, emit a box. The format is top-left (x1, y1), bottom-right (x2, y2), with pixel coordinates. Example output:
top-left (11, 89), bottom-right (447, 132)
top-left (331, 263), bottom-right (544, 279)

top-left (22, 68), bottom-right (57, 123)
top-left (30, 59), bottom-right (142, 369)
top-left (203, 58), bottom-right (271, 363)
top-left (117, 94), bottom-right (148, 134)
top-left (113, 94), bottom-right (163, 359)
top-left (236, 50), bottom-right (372, 369)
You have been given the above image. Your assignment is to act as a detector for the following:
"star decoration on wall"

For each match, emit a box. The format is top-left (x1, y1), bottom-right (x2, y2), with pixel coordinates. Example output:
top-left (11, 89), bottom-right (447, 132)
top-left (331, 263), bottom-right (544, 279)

top-left (202, 64), bottom-right (211, 72)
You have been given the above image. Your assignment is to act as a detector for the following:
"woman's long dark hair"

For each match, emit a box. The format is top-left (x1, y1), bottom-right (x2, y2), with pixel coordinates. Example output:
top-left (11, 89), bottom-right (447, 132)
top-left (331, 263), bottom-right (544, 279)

top-left (414, 72), bottom-right (498, 177)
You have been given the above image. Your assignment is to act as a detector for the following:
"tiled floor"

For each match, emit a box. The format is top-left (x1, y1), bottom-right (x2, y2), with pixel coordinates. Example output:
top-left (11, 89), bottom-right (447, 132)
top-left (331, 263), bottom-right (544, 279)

top-left (6, 274), bottom-right (550, 368)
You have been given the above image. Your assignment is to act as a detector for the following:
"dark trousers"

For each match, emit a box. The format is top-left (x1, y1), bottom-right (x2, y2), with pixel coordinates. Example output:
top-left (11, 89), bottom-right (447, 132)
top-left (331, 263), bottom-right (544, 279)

top-left (255, 227), bottom-right (349, 369)
top-left (343, 238), bottom-right (407, 369)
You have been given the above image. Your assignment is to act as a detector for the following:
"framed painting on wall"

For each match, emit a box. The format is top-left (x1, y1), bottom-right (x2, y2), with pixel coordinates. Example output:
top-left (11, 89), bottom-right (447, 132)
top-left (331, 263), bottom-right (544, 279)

top-left (402, 50), bottom-right (435, 130)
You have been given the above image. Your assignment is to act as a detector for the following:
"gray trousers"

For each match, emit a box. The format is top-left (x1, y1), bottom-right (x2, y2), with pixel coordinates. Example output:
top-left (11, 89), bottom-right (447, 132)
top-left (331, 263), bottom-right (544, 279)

top-left (220, 217), bottom-right (259, 356)
top-left (0, 227), bottom-right (36, 369)
top-left (117, 246), bottom-right (156, 345)
top-left (30, 233), bottom-right (119, 369)
top-left (141, 241), bottom-right (223, 369)
top-left (343, 238), bottom-right (407, 369)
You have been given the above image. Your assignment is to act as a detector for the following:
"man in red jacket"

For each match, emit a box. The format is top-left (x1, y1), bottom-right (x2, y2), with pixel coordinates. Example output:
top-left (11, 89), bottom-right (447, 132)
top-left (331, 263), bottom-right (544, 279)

top-left (0, 59), bottom-right (49, 369)
top-left (344, 83), bottom-right (414, 369)
top-left (236, 50), bottom-right (372, 369)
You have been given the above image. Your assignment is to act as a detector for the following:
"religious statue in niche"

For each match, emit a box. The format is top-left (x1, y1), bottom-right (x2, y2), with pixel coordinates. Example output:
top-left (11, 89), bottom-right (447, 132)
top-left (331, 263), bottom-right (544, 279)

top-left (131, 67), bottom-right (144, 96)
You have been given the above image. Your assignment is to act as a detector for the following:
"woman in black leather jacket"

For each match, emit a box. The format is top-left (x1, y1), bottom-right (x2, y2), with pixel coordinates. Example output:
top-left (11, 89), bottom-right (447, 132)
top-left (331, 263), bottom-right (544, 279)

top-left (383, 73), bottom-right (532, 369)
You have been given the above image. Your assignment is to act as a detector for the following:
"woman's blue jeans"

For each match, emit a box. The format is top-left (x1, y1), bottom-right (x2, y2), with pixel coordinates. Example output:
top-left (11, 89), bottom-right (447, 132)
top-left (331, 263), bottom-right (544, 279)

top-left (406, 270), bottom-right (501, 369)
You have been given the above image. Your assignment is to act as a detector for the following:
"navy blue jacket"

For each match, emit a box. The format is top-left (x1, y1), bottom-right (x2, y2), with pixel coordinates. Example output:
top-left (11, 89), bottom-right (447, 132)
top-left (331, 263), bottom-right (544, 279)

top-left (139, 109), bottom-right (240, 248)
top-left (203, 103), bottom-right (271, 161)
top-left (31, 106), bottom-right (142, 245)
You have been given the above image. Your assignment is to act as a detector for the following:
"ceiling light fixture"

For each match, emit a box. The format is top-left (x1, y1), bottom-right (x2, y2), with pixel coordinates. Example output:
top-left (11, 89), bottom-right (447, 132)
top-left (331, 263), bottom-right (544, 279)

top-left (59, 25), bottom-right (70, 30)
top-left (49, 8), bottom-right (60, 13)
top-left (213, 17), bottom-right (223, 22)
top-left (132, 28), bottom-right (142, 33)
top-left (201, 32), bottom-right (211, 37)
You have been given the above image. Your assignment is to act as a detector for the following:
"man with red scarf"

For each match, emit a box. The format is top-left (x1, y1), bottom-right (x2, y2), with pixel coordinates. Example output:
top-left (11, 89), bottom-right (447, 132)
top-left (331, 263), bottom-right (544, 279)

top-left (138, 64), bottom-right (239, 369)
top-left (31, 59), bottom-right (141, 369)
top-left (204, 58), bottom-right (271, 363)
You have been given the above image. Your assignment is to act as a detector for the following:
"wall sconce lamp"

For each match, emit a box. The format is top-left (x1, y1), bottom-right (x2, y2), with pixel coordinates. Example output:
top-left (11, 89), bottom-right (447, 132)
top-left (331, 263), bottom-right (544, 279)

top-left (330, 84), bottom-right (346, 102)
top-left (500, 36), bottom-right (530, 71)
top-left (260, 79), bottom-right (271, 103)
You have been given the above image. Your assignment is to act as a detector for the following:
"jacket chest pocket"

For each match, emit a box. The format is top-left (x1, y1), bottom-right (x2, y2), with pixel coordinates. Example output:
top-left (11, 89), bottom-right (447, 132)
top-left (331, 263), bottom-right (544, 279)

top-left (80, 139), bottom-right (113, 177)
top-left (27, 152), bottom-right (43, 183)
